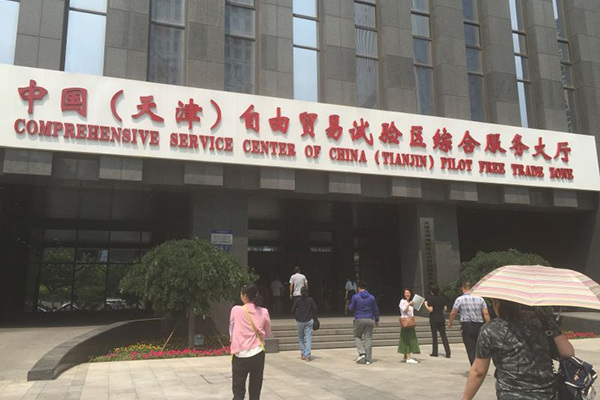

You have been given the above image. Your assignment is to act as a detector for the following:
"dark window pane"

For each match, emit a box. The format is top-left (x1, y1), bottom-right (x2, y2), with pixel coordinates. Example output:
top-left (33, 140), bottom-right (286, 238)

top-left (354, 3), bottom-right (376, 28)
top-left (71, 0), bottom-right (107, 13)
top-left (564, 89), bottom-right (578, 133)
top-left (293, 0), bottom-right (317, 18)
top-left (73, 264), bottom-right (106, 310)
top-left (44, 230), bottom-right (77, 244)
top-left (38, 264), bottom-right (73, 310)
top-left (109, 249), bottom-right (140, 264)
top-left (111, 231), bottom-right (141, 244)
top-left (411, 0), bottom-right (429, 13)
top-left (464, 24), bottom-right (480, 47)
top-left (413, 38), bottom-right (431, 65)
top-left (226, 5), bottom-right (255, 37)
top-left (558, 41), bottom-right (570, 63)
top-left (0, 0), bottom-right (19, 64)
top-left (76, 249), bottom-right (108, 263)
top-left (225, 36), bottom-right (255, 93)
top-left (552, 0), bottom-right (567, 40)
top-left (415, 66), bottom-right (435, 115)
top-left (65, 10), bottom-right (106, 75)
top-left (46, 187), bottom-right (79, 218)
top-left (462, 0), bottom-right (478, 21)
top-left (43, 248), bottom-right (75, 263)
top-left (468, 74), bottom-right (485, 122)
top-left (293, 47), bottom-right (318, 102)
top-left (411, 14), bottom-right (430, 37)
top-left (148, 24), bottom-right (184, 84)
top-left (151, 0), bottom-right (185, 25)
top-left (112, 190), bottom-right (143, 221)
top-left (466, 47), bottom-right (482, 73)
top-left (293, 17), bottom-right (318, 48)
top-left (78, 230), bottom-right (110, 244)
top-left (561, 63), bottom-right (573, 87)
top-left (141, 232), bottom-right (152, 244)
top-left (356, 28), bottom-right (377, 58)
top-left (79, 190), bottom-right (111, 220)
top-left (356, 57), bottom-right (378, 109)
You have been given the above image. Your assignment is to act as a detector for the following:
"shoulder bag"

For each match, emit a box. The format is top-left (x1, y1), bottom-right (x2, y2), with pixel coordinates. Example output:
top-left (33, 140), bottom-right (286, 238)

top-left (242, 305), bottom-right (265, 352)
top-left (400, 316), bottom-right (416, 329)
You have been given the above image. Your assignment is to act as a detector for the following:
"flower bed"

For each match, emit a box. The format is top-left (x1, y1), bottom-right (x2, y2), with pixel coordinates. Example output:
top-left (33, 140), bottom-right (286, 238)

top-left (90, 336), bottom-right (230, 362)
top-left (562, 331), bottom-right (597, 340)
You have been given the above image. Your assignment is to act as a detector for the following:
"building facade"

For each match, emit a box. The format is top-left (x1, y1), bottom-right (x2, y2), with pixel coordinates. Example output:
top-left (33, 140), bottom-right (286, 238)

top-left (1, 0), bottom-right (600, 320)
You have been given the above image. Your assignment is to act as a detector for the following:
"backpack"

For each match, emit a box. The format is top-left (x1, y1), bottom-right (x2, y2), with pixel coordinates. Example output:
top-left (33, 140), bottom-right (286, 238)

top-left (555, 356), bottom-right (597, 400)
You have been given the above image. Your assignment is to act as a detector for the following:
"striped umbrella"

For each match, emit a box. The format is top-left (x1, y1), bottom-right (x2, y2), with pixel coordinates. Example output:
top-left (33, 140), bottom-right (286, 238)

top-left (471, 265), bottom-right (600, 310)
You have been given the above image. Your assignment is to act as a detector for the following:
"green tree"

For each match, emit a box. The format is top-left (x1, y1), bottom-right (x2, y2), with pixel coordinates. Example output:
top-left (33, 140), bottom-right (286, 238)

top-left (120, 238), bottom-right (256, 346)
top-left (442, 249), bottom-right (550, 304)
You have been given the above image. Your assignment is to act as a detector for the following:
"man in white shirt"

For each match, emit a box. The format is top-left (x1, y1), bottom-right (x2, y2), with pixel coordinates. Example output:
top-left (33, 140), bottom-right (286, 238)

top-left (289, 266), bottom-right (308, 300)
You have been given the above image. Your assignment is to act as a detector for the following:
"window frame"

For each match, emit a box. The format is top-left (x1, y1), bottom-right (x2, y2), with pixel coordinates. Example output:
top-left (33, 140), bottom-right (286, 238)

top-left (292, 0), bottom-right (320, 102)
top-left (411, 0), bottom-right (435, 115)
top-left (224, 0), bottom-right (257, 94)
top-left (354, 0), bottom-right (380, 108)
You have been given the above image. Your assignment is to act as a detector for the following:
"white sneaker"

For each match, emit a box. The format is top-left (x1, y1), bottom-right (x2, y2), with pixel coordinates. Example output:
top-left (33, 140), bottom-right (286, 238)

top-left (355, 355), bottom-right (366, 364)
top-left (365, 360), bottom-right (371, 365)
top-left (406, 358), bottom-right (419, 364)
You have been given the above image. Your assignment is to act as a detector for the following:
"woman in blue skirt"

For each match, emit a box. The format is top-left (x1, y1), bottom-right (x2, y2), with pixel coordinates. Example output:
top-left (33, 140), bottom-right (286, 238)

top-left (398, 288), bottom-right (420, 363)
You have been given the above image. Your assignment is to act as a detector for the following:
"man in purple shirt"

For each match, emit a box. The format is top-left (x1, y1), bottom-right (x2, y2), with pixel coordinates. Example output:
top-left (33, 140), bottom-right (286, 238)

top-left (348, 281), bottom-right (380, 365)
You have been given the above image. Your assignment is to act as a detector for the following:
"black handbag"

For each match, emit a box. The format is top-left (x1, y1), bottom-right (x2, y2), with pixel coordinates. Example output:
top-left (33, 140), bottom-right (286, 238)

top-left (312, 316), bottom-right (320, 331)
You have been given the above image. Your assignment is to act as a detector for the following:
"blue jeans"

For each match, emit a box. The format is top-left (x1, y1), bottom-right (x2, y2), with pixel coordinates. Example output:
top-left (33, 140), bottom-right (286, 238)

top-left (297, 319), bottom-right (314, 357)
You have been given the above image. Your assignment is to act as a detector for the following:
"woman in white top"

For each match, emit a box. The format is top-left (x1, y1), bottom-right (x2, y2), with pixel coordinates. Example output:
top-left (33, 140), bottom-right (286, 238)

top-left (397, 288), bottom-right (421, 363)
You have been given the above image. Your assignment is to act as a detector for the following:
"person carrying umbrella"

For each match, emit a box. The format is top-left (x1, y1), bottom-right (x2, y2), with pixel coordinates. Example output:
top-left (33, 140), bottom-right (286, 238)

top-left (460, 265), bottom-right (585, 400)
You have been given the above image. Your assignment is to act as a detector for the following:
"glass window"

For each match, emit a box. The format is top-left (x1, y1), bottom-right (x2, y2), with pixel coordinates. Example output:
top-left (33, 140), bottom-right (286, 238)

top-left (411, 0), bottom-right (429, 13)
top-left (560, 63), bottom-right (573, 87)
top-left (70, 0), bottom-right (107, 13)
top-left (356, 57), bottom-right (378, 109)
top-left (462, 0), bottom-right (477, 22)
top-left (225, 36), bottom-right (255, 93)
top-left (517, 81), bottom-right (533, 128)
top-left (111, 231), bottom-right (141, 244)
top-left (355, 28), bottom-right (377, 58)
top-left (293, 47), bottom-right (318, 102)
top-left (464, 24), bottom-right (480, 47)
top-left (468, 74), bottom-right (485, 122)
top-left (411, 14), bottom-right (430, 37)
top-left (509, 0), bottom-right (524, 31)
top-left (466, 47), bottom-right (482, 73)
top-left (38, 264), bottom-right (73, 310)
top-left (552, 0), bottom-right (567, 40)
top-left (293, 18), bottom-right (318, 48)
top-left (229, 0), bottom-right (254, 5)
top-left (415, 66), bottom-right (435, 115)
top-left (564, 89), bottom-right (579, 132)
top-left (225, 4), bottom-right (255, 37)
top-left (293, 0), bottom-right (317, 17)
top-left (148, 24), bottom-right (184, 84)
top-left (0, 0), bottom-right (19, 65)
top-left (354, 3), bottom-right (376, 28)
top-left (413, 38), bottom-right (431, 65)
top-left (151, 0), bottom-right (184, 25)
top-left (558, 41), bottom-right (570, 63)
top-left (514, 55), bottom-right (529, 81)
top-left (64, 10), bottom-right (106, 75)
top-left (512, 33), bottom-right (527, 54)
top-left (74, 264), bottom-right (107, 310)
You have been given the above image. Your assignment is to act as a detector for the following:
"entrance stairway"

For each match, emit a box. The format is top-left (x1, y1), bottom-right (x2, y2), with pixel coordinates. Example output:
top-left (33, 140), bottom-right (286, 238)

top-left (271, 315), bottom-right (463, 351)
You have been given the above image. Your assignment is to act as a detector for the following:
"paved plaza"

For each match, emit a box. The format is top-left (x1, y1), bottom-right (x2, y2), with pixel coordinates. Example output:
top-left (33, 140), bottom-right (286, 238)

top-left (0, 337), bottom-right (598, 400)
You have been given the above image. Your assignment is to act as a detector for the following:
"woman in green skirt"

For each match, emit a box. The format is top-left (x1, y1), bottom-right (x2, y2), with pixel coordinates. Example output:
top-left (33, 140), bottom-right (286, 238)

top-left (398, 288), bottom-right (420, 363)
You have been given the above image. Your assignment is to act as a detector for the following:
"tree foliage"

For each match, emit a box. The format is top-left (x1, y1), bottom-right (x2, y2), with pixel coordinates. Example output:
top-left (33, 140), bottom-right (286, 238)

top-left (441, 248), bottom-right (550, 304)
top-left (120, 239), bottom-right (256, 319)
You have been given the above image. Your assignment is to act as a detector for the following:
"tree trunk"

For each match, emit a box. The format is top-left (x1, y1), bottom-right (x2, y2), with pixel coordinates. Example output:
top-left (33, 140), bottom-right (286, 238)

top-left (187, 306), bottom-right (195, 348)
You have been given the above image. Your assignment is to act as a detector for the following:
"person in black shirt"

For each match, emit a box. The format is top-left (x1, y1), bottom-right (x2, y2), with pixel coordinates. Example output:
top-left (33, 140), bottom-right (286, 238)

top-left (291, 286), bottom-right (317, 361)
top-left (424, 286), bottom-right (451, 358)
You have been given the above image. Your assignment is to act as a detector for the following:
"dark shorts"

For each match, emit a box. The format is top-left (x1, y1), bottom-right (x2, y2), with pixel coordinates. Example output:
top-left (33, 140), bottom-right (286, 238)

top-left (346, 290), bottom-right (356, 300)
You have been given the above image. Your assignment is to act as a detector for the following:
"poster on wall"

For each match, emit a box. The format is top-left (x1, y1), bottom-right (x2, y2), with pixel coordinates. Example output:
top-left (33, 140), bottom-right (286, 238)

top-left (211, 230), bottom-right (233, 252)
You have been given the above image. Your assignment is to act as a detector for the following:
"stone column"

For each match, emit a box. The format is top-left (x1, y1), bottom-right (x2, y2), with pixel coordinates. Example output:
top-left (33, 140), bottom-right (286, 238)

top-left (522, 0), bottom-right (568, 131)
top-left (431, 0), bottom-right (471, 119)
top-left (321, 0), bottom-right (357, 106)
top-left (191, 191), bottom-right (249, 334)
top-left (378, 0), bottom-right (417, 112)
top-left (479, 0), bottom-right (521, 126)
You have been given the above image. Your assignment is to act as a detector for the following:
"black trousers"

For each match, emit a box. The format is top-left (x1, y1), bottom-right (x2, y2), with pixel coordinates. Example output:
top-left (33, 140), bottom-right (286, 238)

top-left (461, 322), bottom-right (484, 365)
top-left (430, 321), bottom-right (451, 357)
top-left (232, 351), bottom-right (265, 400)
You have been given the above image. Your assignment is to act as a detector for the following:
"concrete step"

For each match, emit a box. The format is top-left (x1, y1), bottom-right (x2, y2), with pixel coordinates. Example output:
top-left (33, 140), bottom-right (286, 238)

top-left (272, 326), bottom-right (457, 338)
top-left (278, 336), bottom-right (463, 351)
top-left (276, 332), bottom-right (462, 345)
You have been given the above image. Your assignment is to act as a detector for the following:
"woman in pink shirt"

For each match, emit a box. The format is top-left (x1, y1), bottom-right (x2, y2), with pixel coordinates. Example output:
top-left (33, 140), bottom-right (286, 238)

top-left (229, 284), bottom-right (271, 400)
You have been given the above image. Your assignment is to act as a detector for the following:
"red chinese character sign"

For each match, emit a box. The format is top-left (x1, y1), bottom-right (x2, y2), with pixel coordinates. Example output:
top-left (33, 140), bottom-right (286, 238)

top-left (1, 64), bottom-right (599, 191)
